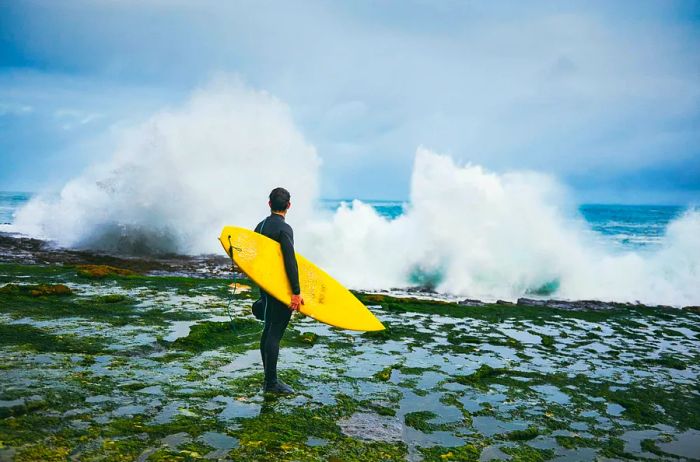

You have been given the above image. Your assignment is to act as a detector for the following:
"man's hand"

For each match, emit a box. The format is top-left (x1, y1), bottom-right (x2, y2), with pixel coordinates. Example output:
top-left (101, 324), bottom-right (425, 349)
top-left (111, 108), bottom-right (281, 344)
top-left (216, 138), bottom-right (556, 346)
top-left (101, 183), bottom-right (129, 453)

top-left (290, 294), bottom-right (304, 311)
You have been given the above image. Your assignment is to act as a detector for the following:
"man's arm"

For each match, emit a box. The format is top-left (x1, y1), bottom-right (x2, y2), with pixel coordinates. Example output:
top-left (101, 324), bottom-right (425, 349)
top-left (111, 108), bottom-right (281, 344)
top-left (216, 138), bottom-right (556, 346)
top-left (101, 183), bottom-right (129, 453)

top-left (279, 227), bottom-right (301, 295)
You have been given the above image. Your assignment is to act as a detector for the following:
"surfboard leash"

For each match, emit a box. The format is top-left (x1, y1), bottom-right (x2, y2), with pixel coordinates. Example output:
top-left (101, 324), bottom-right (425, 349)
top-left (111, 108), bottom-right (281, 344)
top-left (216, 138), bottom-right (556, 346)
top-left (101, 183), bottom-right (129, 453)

top-left (224, 234), bottom-right (264, 340)
top-left (225, 235), bottom-right (239, 333)
top-left (224, 236), bottom-right (258, 339)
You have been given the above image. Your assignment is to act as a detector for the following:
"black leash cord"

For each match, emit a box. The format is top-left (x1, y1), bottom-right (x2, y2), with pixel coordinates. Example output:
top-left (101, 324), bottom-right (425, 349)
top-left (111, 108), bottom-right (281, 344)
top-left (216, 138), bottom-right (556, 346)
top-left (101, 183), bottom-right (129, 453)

top-left (225, 235), bottom-right (238, 332)
top-left (224, 236), bottom-right (256, 339)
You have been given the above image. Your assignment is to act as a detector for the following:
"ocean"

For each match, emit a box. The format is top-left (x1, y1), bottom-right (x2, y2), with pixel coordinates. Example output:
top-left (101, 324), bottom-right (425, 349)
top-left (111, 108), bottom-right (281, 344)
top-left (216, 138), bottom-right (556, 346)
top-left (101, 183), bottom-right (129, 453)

top-left (320, 199), bottom-right (686, 251)
top-left (0, 191), bottom-right (31, 226)
top-left (1, 192), bottom-right (688, 252)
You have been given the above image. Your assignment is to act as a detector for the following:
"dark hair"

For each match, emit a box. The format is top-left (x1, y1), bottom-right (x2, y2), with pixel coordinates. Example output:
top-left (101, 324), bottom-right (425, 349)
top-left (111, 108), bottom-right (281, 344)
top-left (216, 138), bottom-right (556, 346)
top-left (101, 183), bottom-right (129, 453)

top-left (269, 187), bottom-right (291, 212)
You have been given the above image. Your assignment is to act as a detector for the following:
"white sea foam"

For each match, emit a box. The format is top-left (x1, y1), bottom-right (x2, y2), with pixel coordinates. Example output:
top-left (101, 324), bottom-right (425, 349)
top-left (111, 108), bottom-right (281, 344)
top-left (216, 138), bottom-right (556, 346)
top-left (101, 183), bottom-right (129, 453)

top-left (303, 149), bottom-right (700, 307)
top-left (11, 81), bottom-right (700, 306)
top-left (12, 78), bottom-right (320, 254)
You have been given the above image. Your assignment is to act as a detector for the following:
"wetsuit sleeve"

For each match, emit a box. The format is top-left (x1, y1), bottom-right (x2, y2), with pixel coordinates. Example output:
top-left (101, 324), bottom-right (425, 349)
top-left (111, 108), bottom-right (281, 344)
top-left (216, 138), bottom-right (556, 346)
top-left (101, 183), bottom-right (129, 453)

top-left (279, 226), bottom-right (301, 295)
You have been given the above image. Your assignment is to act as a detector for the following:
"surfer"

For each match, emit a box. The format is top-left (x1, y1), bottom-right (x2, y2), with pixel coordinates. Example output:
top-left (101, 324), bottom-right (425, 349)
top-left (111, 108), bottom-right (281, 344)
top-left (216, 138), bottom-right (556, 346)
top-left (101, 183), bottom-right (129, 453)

top-left (254, 187), bottom-right (304, 394)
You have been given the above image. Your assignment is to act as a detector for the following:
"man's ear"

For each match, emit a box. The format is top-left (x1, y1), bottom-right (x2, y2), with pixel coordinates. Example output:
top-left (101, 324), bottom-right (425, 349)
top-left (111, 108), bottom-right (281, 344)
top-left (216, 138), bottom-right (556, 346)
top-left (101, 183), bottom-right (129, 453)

top-left (287, 202), bottom-right (291, 210)
top-left (268, 200), bottom-right (272, 209)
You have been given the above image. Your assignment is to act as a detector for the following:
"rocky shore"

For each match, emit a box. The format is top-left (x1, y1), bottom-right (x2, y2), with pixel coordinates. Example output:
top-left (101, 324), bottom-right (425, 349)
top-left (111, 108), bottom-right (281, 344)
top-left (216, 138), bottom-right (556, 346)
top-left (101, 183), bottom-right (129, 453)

top-left (1, 232), bottom-right (699, 461)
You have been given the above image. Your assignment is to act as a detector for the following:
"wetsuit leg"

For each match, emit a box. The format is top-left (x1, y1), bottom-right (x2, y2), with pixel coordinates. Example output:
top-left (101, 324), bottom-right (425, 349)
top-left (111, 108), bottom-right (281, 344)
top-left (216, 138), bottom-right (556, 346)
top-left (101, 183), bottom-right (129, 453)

top-left (260, 293), bottom-right (292, 385)
top-left (259, 322), bottom-right (268, 371)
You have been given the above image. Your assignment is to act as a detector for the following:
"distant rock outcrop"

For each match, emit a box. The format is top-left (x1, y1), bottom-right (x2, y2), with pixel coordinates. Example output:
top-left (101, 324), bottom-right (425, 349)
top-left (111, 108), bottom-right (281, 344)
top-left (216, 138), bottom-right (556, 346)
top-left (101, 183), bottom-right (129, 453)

top-left (516, 297), bottom-right (675, 312)
top-left (458, 299), bottom-right (486, 307)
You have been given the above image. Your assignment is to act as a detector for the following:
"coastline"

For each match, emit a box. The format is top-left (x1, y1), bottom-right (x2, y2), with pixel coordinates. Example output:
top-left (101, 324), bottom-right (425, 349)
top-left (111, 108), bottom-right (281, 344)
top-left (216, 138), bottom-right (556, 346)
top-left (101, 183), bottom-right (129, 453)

top-left (1, 232), bottom-right (697, 310)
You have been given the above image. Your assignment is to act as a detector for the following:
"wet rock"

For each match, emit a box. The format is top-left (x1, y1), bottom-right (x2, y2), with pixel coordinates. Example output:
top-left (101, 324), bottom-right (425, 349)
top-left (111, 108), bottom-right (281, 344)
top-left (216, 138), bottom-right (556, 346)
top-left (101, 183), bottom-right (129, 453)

top-left (0, 232), bottom-right (231, 278)
top-left (458, 299), bottom-right (486, 307)
top-left (0, 233), bottom-right (47, 264)
top-left (518, 297), bottom-right (682, 312)
top-left (517, 298), bottom-right (622, 311)
top-left (404, 286), bottom-right (438, 294)
top-left (338, 412), bottom-right (403, 442)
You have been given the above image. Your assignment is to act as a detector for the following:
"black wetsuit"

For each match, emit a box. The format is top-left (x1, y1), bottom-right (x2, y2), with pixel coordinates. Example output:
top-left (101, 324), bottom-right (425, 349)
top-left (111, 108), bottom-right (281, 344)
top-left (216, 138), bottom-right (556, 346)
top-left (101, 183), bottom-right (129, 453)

top-left (254, 213), bottom-right (300, 386)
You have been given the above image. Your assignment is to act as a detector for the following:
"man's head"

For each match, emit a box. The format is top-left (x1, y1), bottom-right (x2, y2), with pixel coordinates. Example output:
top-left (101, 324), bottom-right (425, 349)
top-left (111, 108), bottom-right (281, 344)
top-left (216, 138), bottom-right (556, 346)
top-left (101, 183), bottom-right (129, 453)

top-left (269, 187), bottom-right (291, 213)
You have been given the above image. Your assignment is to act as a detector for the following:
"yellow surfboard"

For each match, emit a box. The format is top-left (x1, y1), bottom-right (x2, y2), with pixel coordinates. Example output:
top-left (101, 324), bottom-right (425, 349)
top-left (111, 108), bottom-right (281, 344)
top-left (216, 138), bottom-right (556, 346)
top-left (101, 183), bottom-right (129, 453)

top-left (218, 226), bottom-right (385, 332)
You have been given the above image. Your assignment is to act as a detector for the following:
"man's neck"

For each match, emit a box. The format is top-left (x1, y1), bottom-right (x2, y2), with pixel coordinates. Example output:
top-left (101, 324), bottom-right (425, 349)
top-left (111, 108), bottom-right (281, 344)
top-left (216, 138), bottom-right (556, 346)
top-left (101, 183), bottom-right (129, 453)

top-left (271, 210), bottom-right (286, 218)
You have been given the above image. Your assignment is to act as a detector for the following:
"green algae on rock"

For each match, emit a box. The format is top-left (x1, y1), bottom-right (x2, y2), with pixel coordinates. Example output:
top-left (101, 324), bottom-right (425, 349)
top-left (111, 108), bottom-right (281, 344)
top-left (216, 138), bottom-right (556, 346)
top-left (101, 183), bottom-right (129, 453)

top-left (503, 425), bottom-right (540, 441)
top-left (76, 264), bottom-right (137, 278)
top-left (164, 320), bottom-right (261, 352)
top-left (403, 410), bottom-right (440, 433)
top-left (419, 443), bottom-right (482, 462)
top-left (0, 323), bottom-right (107, 354)
top-left (0, 283), bottom-right (72, 297)
top-left (500, 445), bottom-right (555, 461)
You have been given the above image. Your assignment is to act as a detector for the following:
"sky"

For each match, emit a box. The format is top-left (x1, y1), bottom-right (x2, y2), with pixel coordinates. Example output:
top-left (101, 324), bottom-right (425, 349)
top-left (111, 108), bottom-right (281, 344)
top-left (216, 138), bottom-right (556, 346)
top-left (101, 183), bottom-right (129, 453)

top-left (0, 0), bottom-right (699, 203)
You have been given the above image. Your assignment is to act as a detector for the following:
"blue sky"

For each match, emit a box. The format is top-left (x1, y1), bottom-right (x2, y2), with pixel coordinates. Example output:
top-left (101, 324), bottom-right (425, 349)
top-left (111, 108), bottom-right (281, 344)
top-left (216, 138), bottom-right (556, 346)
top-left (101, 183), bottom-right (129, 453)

top-left (1, 0), bottom-right (699, 203)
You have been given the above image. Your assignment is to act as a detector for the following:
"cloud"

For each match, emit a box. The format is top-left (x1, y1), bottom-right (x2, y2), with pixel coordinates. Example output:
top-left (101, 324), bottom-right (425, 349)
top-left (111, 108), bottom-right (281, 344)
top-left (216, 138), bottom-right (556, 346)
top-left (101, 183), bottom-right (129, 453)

top-left (54, 108), bottom-right (104, 130)
top-left (0, 102), bottom-right (33, 116)
top-left (1, 0), bottom-right (698, 201)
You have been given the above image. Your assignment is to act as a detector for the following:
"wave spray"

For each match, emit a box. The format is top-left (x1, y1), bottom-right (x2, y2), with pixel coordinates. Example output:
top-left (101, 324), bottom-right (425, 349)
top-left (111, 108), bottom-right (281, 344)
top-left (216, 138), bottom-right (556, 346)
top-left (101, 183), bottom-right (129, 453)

top-left (12, 80), bottom-right (700, 306)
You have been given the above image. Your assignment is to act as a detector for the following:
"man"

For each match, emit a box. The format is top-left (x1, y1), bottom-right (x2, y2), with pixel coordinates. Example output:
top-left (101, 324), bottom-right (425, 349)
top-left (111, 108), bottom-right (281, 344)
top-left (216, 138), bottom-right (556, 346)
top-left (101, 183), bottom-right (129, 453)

top-left (254, 187), bottom-right (304, 394)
